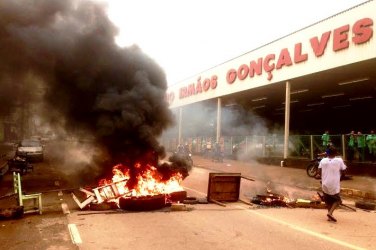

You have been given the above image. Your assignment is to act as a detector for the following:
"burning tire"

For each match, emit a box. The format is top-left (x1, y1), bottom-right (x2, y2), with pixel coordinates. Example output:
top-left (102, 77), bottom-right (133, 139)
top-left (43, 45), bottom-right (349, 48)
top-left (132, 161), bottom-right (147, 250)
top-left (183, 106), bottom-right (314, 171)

top-left (183, 196), bottom-right (197, 203)
top-left (168, 191), bottom-right (187, 203)
top-left (90, 202), bottom-right (118, 211)
top-left (119, 194), bottom-right (166, 211)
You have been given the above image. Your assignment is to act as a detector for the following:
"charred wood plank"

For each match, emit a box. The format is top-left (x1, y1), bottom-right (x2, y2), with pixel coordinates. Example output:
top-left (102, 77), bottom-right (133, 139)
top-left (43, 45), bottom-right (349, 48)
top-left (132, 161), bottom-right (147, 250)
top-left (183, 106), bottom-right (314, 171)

top-left (209, 199), bottom-right (226, 207)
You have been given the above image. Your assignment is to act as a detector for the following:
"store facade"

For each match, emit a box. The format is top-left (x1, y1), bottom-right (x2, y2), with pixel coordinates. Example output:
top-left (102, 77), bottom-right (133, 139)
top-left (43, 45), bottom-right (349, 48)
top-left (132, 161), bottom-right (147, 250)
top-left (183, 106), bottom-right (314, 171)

top-left (164, 1), bottom-right (376, 163)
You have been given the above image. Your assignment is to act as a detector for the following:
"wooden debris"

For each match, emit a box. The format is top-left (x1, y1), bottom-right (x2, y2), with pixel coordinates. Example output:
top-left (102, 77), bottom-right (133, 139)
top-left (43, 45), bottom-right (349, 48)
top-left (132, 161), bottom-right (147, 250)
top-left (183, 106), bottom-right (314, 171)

top-left (71, 193), bottom-right (95, 209)
top-left (241, 176), bottom-right (255, 181)
top-left (170, 203), bottom-right (187, 211)
top-left (292, 199), bottom-right (326, 209)
top-left (209, 199), bottom-right (226, 207)
top-left (239, 198), bottom-right (253, 206)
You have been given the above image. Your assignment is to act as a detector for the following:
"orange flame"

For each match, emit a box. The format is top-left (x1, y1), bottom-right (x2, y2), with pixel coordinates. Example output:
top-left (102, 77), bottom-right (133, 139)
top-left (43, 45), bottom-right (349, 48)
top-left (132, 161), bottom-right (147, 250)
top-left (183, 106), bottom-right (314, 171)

top-left (98, 162), bottom-right (184, 201)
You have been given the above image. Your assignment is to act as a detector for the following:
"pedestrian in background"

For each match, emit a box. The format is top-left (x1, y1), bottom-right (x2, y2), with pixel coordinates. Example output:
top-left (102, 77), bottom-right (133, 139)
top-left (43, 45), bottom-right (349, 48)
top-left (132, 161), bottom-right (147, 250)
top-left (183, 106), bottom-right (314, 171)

top-left (321, 130), bottom-right (330, 150)
top-left (319, 146), bottom-right (347, 222)
top-left (347, 131), bottom-right (356, 162)
top-left (366, 130), bottom-right (376, 162)
top-left (357, 131), bottom-right (366, 162)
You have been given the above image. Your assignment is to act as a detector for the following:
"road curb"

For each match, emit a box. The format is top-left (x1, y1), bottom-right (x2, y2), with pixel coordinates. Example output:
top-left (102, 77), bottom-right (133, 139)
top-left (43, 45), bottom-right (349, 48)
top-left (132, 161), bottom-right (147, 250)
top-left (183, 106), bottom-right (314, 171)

top-left (341, 187), bottom-right (376, 201)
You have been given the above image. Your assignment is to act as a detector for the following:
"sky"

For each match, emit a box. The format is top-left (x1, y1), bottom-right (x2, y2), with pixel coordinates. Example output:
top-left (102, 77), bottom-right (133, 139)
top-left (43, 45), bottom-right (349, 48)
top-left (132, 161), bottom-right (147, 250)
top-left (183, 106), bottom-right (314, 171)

top-left (103, 0), bottom-right (367, 86)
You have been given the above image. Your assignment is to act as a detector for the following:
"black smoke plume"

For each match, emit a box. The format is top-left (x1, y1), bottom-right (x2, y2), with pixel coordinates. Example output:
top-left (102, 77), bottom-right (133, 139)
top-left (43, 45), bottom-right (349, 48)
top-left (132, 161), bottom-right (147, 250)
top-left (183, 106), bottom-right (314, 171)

top-left (0, 0), bottom-right (186, 186)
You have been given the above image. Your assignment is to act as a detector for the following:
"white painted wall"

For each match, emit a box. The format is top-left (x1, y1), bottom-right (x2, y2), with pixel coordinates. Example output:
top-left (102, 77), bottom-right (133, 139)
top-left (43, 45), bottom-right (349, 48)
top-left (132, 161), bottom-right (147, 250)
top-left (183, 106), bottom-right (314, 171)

top-left (166, 1), bottom-right (375, 108)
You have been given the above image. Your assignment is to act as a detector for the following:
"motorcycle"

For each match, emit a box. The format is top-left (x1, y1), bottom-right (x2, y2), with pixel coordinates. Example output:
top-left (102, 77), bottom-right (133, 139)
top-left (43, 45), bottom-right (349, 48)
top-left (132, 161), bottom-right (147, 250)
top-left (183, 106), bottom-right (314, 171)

top-left (171, 150), bottom-right (193, 166)
top-left (185, 152), bottom-right (193, 166)
top-left (306, 155), bottom-right (348, 180)
top-left (306, 156), bottom-right (322, 179)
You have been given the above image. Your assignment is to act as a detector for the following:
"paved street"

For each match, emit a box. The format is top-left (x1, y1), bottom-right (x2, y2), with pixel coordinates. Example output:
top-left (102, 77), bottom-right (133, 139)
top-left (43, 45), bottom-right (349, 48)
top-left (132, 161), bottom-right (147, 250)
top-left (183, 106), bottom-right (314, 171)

top-left (190, 154), bottom-right (376, 202)
top-left (1, 144), bottom-right (376, 250)
top-left (1, 1), bottom-right (375, 249)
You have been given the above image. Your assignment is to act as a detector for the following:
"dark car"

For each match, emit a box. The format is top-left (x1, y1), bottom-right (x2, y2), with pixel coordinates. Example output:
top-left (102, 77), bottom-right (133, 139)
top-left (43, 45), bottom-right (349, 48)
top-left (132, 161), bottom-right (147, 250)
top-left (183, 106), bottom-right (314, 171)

top-left (15, 139), bottom-right (44, 162)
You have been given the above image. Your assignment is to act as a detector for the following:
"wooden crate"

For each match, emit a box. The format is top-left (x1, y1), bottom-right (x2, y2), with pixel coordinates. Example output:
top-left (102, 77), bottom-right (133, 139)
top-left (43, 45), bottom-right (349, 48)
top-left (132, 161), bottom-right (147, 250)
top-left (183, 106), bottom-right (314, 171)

top-left (207, 173), bottom-right (241, 202)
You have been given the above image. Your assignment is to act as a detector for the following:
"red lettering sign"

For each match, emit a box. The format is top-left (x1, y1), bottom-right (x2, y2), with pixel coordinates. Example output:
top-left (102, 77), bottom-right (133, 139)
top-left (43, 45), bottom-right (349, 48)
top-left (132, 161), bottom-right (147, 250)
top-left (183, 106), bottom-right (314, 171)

top-left (333, 25), bottom-right (350, 51)
top-left (352, 18), bottom-right (373, 44)
top-left (179, 75), bottom-right (218, 99)
top-left (238, 64), bottom-right (249, 80)
top-left (249, 58), bottom-right (263, 77)
top-left (294, 43), bottom-right (308, 63)
top-left (310, 31), bottom-right (331, 57)
top-left (175, 17), bottom-right (374, 102)
top-left (276, 48), bottom-right (293, 69)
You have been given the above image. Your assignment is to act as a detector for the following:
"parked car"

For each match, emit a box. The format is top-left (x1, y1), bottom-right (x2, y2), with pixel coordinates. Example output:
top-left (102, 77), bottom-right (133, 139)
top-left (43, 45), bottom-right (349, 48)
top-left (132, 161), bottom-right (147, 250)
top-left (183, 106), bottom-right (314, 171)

top-left (30, 135), bottom-right (42, 141)
top-left (15, 139), bottom-right (44, 162)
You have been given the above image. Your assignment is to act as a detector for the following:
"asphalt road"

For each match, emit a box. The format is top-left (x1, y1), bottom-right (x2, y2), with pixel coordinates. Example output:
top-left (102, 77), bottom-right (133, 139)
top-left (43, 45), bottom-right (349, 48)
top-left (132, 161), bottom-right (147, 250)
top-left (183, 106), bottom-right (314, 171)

top-left (65, 167), bottom-right (376, 250)
top-left (0, 142), bottom-right (375, 250)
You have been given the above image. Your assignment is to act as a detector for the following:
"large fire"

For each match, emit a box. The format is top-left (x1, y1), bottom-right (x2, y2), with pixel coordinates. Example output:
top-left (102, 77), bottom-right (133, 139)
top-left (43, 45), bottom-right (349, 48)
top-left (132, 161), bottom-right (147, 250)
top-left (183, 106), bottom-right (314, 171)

top-left (96, 163), bottom-right (184, 203)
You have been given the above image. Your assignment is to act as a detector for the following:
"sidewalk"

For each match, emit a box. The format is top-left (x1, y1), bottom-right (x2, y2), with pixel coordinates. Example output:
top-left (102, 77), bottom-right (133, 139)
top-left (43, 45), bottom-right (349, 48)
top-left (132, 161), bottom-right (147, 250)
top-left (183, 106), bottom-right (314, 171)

top-left (191, 155), bottom-right (376, 201)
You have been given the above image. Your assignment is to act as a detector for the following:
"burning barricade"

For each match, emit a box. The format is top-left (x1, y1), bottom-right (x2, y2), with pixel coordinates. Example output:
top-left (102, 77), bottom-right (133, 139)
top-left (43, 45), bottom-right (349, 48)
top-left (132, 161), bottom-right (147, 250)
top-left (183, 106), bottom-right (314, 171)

top-left (72, 162), bottom-right (188, 211)
top-left (250, 191), bottom-right (327, 209)
top-left (249, 181), bottom-right (328, 209)
top-left (249, 189), bottom-right (358, 210)
top-left (251, 192), bottom-right (295, 207)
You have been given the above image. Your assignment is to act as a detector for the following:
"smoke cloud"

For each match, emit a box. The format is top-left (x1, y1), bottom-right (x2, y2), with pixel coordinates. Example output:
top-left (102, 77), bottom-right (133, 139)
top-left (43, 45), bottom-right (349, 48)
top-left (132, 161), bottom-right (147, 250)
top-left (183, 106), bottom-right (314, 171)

top-left (0, 0), bottom-right (179, 184)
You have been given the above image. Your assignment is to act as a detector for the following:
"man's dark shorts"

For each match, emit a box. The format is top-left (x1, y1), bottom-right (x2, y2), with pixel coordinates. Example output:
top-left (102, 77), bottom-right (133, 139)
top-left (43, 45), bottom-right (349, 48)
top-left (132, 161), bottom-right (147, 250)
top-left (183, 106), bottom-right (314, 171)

top-left (323, 192), bottom-right (342, 206)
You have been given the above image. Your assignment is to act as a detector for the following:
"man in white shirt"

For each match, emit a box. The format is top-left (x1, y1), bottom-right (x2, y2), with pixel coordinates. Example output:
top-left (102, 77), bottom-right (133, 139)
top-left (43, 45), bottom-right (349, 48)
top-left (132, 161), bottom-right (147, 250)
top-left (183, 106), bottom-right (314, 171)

top-left (318, 146), bottom-right (347, 222)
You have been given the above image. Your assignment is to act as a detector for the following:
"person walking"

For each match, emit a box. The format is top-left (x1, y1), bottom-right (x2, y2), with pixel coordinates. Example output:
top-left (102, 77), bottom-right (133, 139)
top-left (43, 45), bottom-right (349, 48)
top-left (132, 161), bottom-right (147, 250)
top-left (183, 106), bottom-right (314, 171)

top-left (319, 145), bottom-right (347, 222)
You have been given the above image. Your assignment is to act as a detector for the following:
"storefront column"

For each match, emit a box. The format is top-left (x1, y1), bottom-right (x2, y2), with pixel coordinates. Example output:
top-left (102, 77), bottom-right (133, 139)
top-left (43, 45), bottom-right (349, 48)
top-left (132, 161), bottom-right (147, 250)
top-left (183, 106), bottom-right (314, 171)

top-left (282, 81), bottom-right (291, 166)
top-left (216, 98), bottom-right (222, 142)
top-left (342, 134), bottom-right (346, 160)
top-left (310, 135), bottom-right (314, 160)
